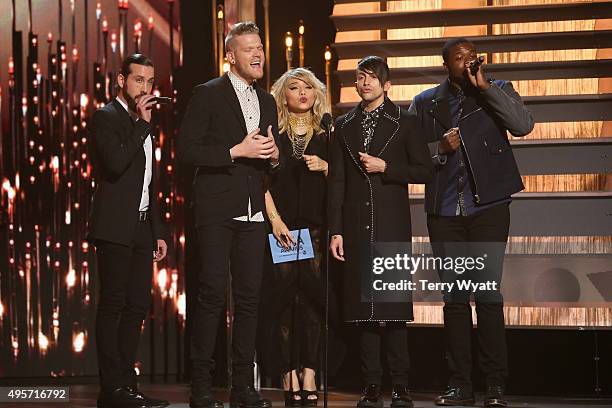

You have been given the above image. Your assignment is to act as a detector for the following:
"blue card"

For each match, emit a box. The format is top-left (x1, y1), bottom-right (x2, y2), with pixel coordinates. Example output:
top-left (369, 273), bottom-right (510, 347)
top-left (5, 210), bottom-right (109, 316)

top-left (268, 229), bottom-right (315, 264)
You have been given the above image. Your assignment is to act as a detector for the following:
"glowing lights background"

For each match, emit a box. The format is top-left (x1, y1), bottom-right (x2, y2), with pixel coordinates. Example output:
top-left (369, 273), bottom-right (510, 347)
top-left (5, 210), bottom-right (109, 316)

top-left (0, 0), bottom-right (186, 378)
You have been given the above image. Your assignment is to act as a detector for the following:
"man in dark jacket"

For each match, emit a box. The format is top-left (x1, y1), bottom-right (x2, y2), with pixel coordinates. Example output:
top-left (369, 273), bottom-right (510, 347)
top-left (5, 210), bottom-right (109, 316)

top-left (88, 53), bottom-right (168, 408)
top-left (177, 22), bottom-right (280, 408)
top-left (409, 38), bottom-right (534, 407)
top-left (329, 56), bottom-right (433, 408)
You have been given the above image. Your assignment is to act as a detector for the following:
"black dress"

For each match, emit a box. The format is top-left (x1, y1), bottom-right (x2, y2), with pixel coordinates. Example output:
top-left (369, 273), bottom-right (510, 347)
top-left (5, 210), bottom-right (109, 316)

top-left (259, 131), bottom-right (328, 376)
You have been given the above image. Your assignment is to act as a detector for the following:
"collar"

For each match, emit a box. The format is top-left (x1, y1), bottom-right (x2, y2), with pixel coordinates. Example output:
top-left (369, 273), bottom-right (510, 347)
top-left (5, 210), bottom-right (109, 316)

top-left (115, 96), bottom-right (141, 122)
top-left (228, 70), bottom-right (255, 93)
top-left (447, 78), bottom-right (464, 98)
top-left (361, 99), bottom-right (385, 116)
top-left (115, 96), bottom-right (129, 113)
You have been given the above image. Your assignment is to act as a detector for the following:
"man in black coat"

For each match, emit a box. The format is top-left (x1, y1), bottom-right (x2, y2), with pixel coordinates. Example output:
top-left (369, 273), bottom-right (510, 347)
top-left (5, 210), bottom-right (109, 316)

top-left (88, 54), bottom-right (168, 408)
top-left (177, 22), bottom-right (280, 408)
top-left (409, 38), bottom-right (535, 407)
top-left (328, 56), bottom-right (433, 408)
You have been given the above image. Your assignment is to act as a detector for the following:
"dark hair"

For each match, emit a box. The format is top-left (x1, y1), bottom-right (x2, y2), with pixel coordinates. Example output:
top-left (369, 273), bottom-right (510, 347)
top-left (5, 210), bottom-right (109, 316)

top-left (442, 38), bottom-right (473, 63)
top-left (356, 56), bottom-right (390, 84)
top-left (120, 53), bottom-right (154, 77)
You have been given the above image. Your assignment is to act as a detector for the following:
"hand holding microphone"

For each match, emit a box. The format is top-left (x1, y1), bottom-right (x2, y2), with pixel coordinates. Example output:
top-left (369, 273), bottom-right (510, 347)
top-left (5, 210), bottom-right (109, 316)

top-left (465, 55), bottom-right (490, 91)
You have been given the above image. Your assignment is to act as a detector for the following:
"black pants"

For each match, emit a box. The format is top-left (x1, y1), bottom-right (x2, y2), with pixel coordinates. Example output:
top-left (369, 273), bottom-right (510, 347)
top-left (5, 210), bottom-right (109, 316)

top-left (190, 219), bottom-right (265, 387)
top-left (360, 323), bottom-right (410, 386)
top-left (95, 219), bottom-right (154, 391)
top-left (427, 203), bottom-right (510, 391)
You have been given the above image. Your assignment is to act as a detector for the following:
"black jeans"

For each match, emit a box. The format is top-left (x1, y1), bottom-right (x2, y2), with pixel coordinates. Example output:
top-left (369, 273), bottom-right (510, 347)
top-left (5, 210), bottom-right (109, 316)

top-left (190, 219), bottom-right (265, 388)
top-left (95, 219), bottom-right (154, 391)
top-left (360, 323), bottom-right (410, 386)
top-left (427, 203), bottom-right (510, 390)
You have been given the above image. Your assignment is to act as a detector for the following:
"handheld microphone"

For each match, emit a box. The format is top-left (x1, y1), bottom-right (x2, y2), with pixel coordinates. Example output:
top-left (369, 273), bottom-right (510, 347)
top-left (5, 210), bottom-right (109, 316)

top-left (154, 96), bottom-right (172, 105)
top-left (320, 113), bottom-right (333, 132)
top-left (469, 56), bottom-right (485, 75)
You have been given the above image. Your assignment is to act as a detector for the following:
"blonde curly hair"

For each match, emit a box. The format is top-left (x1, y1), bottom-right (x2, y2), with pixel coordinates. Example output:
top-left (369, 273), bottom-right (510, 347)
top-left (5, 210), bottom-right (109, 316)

top-left (271, 68), bottom-right (330, 134)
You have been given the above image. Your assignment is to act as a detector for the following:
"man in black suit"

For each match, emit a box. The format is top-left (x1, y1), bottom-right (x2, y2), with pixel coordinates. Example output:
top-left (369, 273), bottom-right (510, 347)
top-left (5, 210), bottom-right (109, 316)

top-left (88, 53), bottom-right (169, 408)
top-left (410, 38), bottom-right (534, 407)
top-left (177, 22), bottom-right (280, 408)
top-left (328, 56), bottom-right (433, 408)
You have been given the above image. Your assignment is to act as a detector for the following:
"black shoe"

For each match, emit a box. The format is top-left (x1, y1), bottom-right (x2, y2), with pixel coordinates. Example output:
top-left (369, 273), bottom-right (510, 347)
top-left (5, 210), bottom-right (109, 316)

top-left (230, 385), bottom-right (272, 408)
top-left (390, 385), bottom-right (413, 408)
top-left (434, 387), bottom-right (475, 406)
top-left (301, 390), bottom-right (318, 407)
top-left (284, 390), bottom-right (302, 407)
top-left (124, 387), bottom-right (169, 408)
top-left (97, 386), bottom-right (163, 408)
top-left (484, 386), bottom-right (507, 407)
top-left (190, 384), bottom-right (223, 408)
top-left (357, 384), bottom-right (383, 408)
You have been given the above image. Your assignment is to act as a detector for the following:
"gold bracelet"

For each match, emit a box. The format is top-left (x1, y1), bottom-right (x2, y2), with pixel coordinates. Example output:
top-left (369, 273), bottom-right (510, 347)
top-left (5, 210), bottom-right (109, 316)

top-left (268, 211), bottom-right (279, 220)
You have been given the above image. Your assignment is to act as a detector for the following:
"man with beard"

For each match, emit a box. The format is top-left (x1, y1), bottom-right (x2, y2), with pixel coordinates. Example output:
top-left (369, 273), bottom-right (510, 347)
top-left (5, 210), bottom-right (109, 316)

top-left (409, 38), bottom-right (534, 407)
top-left (328, 56), bottom-right (433, 408)
top-left (178, 22), bottom-right (281, 408)
top-left (88, 53), bottom-right (169, 408)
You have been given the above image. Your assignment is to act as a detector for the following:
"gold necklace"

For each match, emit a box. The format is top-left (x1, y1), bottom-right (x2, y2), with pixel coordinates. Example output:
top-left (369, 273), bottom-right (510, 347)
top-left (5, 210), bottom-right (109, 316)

top-left (288, 114), bottom-right (314, 159)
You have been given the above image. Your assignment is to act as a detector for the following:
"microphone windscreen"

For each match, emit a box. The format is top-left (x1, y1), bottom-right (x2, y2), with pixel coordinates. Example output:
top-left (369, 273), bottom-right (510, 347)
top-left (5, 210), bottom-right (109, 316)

top-left (320, 113), bottom-right (333, 130)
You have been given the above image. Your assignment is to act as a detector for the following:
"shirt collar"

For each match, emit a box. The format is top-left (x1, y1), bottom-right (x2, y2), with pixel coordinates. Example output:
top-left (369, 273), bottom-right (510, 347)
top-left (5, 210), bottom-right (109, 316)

top-left (115, 96), bottom-right (129, 112)
top-left (361, 99), bottom-right (385, 117)
top-left (228, 70), bottom-right (255, 93)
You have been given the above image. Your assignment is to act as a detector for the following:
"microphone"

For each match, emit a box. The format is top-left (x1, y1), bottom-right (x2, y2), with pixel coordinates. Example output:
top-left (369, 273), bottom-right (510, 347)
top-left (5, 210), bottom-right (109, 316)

top-left (153, 96), bottom-right (172, 105)
top-left (320, 113), bottom-right (333, 131)
top-left (469, 56), bottom-right (485, 75)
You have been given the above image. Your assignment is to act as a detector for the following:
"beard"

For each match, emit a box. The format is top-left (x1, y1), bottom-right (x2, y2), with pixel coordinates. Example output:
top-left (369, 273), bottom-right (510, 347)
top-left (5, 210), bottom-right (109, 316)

top-left (121, 87), bottom-right (141, 113)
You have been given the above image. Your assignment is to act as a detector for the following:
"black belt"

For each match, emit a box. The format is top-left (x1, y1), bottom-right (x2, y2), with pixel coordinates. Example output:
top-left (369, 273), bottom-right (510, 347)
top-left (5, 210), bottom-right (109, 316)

top-left (138, 211), bottom-right (150, 222)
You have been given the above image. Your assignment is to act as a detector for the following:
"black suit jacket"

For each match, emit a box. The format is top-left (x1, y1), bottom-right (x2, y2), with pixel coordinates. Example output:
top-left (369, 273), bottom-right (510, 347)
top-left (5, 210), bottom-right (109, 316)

top-left (327, 98), bottom-right (433, 322)
top-left (177, 73), bottom-right (282, 227)
top-left (87, 99), bottom-right (163, 246)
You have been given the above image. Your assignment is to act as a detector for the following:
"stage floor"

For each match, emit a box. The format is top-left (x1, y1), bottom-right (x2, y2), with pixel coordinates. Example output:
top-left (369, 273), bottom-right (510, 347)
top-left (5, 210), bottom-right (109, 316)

top-left (1, 384), bottom-right (611, 408)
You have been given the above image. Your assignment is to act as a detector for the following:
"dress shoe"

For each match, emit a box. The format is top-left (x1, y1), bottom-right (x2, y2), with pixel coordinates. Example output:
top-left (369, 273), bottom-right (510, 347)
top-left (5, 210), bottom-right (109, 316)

top-left (190, 384), bottom-right (223, 408)
top-left (390, 384), bottom-right (413, 408)
top-left (435, 387), bottom-right (475, 406)
top-left (124, 386), bottom-right (169, 408)
top-left (229, 385), bottom-right (272, 408)
top-left (97, 386), bottom-right (166, 408)
top-left (484, 386), bottom-right (507, 407)
top-left (357, 384), bottom-right (383, 408)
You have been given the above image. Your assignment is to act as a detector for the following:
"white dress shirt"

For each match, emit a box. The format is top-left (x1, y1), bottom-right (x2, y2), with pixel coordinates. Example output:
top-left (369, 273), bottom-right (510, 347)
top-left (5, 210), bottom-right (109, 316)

top-left (115, 97), bottom-right (152, 212)
top-left (228, 71), bottom-right (264, 222)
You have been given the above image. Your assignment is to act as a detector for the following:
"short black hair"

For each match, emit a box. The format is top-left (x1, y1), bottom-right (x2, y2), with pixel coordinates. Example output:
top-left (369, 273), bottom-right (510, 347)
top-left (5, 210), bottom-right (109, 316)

top-left (357, 56), bottom-right (390, 85)
top-left (442, 38), bottom-right (473, 63)
top-left (120, 53), bottom-right (154, 77)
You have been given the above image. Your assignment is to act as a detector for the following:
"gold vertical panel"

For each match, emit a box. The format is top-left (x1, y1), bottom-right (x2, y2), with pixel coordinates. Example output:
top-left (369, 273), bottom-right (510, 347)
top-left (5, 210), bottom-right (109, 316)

top-left (511, 121), bottom-right (605, 140)
top-left (335, 31), bottom-right (381, 43)
top-left (522, 174), bottom-right (606, 192)
top-left (412, 305), bottom-right (612, 327)
top-left (387, 0), bottom-right (445, 72)
top-left (387, 84), bottom-right (438, 102)
top-left (332, 2), bottom-right (380, 16)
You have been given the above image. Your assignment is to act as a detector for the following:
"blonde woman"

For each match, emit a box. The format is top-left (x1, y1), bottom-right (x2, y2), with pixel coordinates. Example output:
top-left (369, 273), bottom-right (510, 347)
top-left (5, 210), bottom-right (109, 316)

top-left (261, 68), bottom-right (331, 407)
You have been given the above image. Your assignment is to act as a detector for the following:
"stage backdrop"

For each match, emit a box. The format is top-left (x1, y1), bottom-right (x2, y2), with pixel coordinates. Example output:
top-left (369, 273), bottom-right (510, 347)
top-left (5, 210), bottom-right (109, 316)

top-left (331, 0), bottom-right (612, 327)
top-left (0, 0), bottom-right (186, 379)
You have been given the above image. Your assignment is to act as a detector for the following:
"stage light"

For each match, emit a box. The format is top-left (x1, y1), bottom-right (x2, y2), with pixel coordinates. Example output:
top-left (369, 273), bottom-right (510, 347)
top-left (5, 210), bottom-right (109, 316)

top-left (285, 32), bottom-right (293, 70)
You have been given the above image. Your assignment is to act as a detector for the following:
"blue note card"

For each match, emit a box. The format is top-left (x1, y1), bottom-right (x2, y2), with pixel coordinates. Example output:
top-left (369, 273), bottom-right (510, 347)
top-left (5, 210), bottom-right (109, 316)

top-left (268, 229), bottom-right (315, 264)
